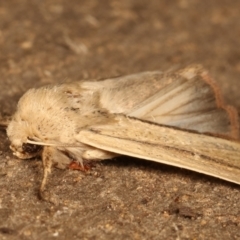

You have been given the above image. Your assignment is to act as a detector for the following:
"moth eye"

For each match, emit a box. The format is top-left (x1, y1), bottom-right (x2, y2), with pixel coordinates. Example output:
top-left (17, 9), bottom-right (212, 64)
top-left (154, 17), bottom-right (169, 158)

top-left (22, 143), bottom-right (42, 154)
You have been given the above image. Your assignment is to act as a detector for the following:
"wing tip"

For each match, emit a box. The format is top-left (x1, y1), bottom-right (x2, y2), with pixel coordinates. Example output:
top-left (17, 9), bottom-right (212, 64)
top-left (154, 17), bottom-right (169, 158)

top-left (176, 65), bottom-right (239, 139)
top-left (200, 71), bottom-right (239, 140)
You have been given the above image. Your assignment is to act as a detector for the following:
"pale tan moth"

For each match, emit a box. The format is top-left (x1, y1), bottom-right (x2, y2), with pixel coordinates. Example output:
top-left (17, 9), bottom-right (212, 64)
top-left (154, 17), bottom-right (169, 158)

top-left (1, 65), bottom-right (240, 201)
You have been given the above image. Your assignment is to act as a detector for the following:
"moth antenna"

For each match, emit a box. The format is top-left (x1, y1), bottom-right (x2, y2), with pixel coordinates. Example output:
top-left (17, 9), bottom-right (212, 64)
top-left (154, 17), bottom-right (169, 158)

top-left (26, 139), bottom-right (57, 147)
top-left (26, 139), bottom-right (82, 148)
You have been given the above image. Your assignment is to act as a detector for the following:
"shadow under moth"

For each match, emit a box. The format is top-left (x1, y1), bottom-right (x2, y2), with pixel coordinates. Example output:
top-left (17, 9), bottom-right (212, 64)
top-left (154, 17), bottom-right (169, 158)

top-left (1, 65), bottom-right (240, 202)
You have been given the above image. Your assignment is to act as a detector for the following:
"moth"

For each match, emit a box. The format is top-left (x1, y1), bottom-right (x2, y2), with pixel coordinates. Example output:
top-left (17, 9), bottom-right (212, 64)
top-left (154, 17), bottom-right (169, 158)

top-left (2, 65), bottom-right (240, 201)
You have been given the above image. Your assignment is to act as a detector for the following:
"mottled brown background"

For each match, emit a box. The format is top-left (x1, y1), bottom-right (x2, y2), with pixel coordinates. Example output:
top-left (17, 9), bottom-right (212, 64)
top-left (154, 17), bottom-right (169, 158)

top-left (0, 0), bottom-right (240, 239)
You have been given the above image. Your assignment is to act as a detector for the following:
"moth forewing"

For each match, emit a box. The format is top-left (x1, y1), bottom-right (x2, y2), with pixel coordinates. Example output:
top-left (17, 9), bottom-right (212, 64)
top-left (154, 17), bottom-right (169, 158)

top-left (77, 115), bottom-right (240, 185)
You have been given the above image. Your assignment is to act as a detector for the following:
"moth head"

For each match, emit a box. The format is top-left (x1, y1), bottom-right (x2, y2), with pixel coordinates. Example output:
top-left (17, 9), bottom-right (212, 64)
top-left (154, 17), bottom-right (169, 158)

top-left (7, 117), bottom-right (43, 159)
top-left (9, 141), bottom-right (43, 159)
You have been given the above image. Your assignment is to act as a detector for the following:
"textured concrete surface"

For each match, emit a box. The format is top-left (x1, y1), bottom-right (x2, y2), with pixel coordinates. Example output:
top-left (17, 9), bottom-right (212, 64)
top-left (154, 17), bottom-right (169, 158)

top-left (0, 0), bottom-right (240, 239)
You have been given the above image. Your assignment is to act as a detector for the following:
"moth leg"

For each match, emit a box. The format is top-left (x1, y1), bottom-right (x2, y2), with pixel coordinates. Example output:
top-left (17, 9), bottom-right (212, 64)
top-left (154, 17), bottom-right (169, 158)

top-left (39, 146), bottom-right (57, 204)
top-left (67, 149), bottom-right (118, 171)
top-left (82, 149), bottom-right (118, 161)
